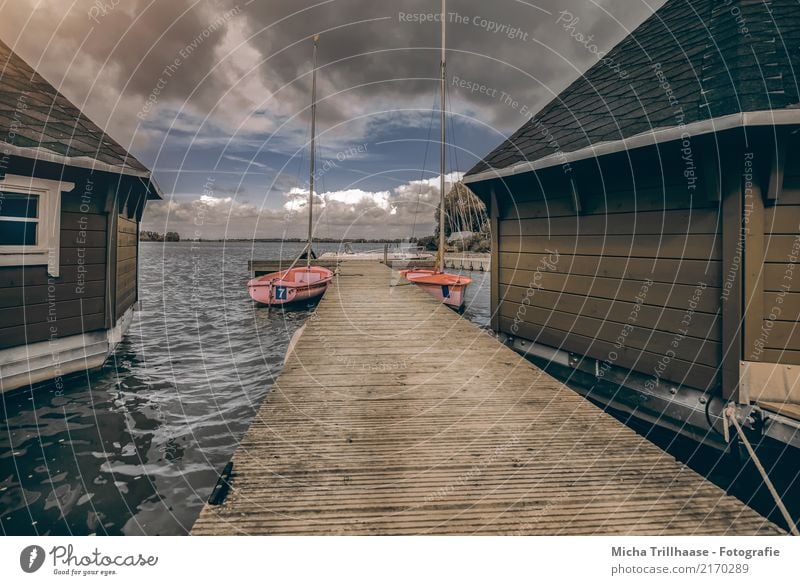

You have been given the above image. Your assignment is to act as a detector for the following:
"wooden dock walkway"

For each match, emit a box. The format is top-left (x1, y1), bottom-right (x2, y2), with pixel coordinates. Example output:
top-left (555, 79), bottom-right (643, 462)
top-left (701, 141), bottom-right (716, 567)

top-left (192, 261), bottom-right (782, 535)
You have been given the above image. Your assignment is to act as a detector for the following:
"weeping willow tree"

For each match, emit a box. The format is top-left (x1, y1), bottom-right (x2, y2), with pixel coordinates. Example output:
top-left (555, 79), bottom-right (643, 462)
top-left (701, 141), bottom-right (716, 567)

top-left (434, 181), bottom-right (490, 252)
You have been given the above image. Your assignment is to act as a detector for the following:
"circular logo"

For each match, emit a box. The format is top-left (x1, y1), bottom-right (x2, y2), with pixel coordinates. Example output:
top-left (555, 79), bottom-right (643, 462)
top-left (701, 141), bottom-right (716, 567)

top-left (19, 545), bottom-right (46, 573)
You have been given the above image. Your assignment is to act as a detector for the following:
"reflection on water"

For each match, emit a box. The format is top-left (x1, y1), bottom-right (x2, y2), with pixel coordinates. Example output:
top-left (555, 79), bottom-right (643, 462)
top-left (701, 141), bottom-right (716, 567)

top-left (0, 241), bottom-right (399, 535)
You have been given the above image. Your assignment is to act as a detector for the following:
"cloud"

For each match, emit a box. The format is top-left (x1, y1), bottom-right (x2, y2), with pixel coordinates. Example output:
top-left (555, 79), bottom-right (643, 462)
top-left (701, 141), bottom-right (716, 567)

top-left (141, 172), bottom-right (467, 240)
top-left (0, 0), bottom-right (665, 150)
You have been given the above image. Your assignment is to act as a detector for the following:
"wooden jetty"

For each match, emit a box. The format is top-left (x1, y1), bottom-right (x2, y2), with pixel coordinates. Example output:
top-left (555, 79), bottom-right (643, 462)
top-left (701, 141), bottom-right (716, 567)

top-left (192, 261), bottom-right (782, 535)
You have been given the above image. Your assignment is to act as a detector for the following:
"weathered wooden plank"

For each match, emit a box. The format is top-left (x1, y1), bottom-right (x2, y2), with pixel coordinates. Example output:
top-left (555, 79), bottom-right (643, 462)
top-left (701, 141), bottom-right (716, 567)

top-left (61, 211), bottom-right (107, 231)
top-left (763, 205), bottom-right (800, 233)
top-left (0, 297), bottom-right (105, 328)
top-left (60, 229), bottom-right (106, 248)
top-left (499, 253), bottom-right (720, 286)
top-left (0, 280), bottom-right (105, 307)
top-left (0, 264), bottom-right (105, 287)
top-left (498, 302), bottom-right (719, 366)
top-left (0, 312), bottom-right (105, 348)
top-left (498, 268), bottom-right (719, 313)
top-left (500, 208), bottom-right (720, 237)
top-left (499, 285), bottom-right (721, 341)
top-left (499, 234), bottom-right (721, 260)
top-left (61, 247), bottom-right (106, 265)
top-left (764, 235), bottom-right (800, 262)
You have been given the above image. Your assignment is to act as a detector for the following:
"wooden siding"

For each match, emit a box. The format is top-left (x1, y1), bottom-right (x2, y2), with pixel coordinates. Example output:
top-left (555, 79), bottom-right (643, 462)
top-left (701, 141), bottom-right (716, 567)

top-left (755, 137), bottom-right (800, 364)
top-left (115, 215), bottom-right (138, 320)
top-left (0, 180), bottom-right (107, 349)
top-left (496, 145), bottom-right (723, 392)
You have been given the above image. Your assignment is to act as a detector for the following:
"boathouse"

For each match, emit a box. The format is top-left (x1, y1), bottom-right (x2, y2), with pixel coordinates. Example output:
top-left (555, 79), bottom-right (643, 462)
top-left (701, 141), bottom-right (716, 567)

top-left (464, 0), bottom-right (800, 448)
top-left (0, 39), bottom-right (161, 393)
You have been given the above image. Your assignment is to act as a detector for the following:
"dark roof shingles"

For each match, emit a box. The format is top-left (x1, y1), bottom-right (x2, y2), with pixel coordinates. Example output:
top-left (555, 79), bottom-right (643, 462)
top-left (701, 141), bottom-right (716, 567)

top-left (0, 38), bottom-right (148, 174)
top-left (467, 0), bottom-right (800, 177)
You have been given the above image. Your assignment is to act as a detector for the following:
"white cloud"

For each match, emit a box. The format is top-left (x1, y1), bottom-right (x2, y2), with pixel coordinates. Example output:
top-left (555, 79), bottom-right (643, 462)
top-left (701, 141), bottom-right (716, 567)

top-left (142, 172), bottom-right (468, 240)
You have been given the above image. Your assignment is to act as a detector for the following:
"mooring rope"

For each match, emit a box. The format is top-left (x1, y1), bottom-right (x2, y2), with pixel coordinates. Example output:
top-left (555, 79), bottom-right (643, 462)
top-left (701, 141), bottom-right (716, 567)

top-left (724, 404), bottom-right (799, 535)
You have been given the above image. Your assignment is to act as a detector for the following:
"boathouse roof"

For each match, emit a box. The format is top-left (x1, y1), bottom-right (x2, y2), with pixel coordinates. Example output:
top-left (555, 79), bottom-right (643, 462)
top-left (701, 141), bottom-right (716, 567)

top-left (464, 0), bottom-right (800, 184)
top-left (0, 38), bottom-right (161, 196)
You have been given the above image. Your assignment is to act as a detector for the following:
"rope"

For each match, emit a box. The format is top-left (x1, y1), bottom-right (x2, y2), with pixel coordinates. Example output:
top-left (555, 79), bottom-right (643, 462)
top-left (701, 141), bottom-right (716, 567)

top-left (724, 404), bottom-right (799, 535)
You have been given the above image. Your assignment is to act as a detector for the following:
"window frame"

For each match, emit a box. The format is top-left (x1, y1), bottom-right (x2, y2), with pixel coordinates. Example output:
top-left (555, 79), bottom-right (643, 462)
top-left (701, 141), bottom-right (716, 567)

top-left (0, 174), bottom-right (74, 277)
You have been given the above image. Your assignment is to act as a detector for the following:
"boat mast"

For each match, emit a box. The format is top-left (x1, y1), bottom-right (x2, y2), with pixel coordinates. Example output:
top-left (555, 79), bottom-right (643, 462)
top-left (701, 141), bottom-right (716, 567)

top-left (438, 0), bottom-right (446, 273)
top-left (307, 35), bottom-right (319, 268)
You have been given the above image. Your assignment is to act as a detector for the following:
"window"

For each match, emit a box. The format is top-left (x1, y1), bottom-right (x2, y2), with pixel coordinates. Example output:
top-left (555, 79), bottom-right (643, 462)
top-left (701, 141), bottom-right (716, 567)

top-left (0, 192), bottom-right (39, 246)
top-left (0, 174), bottom-right (74, 277)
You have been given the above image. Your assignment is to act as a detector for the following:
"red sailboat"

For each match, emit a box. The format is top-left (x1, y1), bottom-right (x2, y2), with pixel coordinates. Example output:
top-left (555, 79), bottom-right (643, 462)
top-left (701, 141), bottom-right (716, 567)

top-left (248, 35), bottom-right (333, 306)
top-left (401, 0), bottom-right (471, 309)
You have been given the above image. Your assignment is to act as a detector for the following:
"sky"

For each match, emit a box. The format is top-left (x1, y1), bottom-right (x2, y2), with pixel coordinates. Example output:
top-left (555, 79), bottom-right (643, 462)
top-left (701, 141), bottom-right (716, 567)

top-left (0, 0), bottom-right (665, 239)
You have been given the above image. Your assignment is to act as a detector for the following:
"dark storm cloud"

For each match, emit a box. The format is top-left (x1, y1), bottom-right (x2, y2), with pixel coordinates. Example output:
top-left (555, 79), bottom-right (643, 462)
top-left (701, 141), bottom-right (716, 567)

top-left (0, 0), bottom-right (664, 142)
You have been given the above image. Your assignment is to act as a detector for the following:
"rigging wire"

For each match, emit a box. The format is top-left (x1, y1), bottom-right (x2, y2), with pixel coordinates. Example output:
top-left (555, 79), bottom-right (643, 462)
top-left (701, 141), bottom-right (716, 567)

top-left (409, 94), bottom-right (440, 242)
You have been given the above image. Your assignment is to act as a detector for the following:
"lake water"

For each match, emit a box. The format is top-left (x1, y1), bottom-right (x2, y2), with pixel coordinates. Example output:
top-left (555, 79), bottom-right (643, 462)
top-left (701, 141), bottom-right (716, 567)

top-left (0, 242), bottom-right (490, 535)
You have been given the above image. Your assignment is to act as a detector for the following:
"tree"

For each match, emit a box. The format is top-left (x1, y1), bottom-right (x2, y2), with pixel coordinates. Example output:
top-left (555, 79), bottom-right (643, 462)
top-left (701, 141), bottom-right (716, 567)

top-left (432, 182), bottom-right (489, 251)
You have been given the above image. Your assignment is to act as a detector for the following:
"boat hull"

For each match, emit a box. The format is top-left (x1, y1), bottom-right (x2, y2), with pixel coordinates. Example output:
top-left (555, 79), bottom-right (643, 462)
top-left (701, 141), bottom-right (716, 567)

top-left (400, 269), bottom-right (471, 309)
top-left (248, 266), bottom-right (334, 306)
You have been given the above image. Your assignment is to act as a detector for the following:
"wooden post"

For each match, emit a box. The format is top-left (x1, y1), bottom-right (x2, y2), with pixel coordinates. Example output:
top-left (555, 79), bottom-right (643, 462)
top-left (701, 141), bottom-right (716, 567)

top-left (490, 187), bottom-right (499, 333)
top-left (104, 179), bottom-right (119, 330)
top-left (383, 243), bottom-right (388, 265)
top-left (766, 128), bottom-right (787, 203)
top-left (742, 147), bottom-right (765, 374)
top-left (720, 141), bottom-right (744, 402)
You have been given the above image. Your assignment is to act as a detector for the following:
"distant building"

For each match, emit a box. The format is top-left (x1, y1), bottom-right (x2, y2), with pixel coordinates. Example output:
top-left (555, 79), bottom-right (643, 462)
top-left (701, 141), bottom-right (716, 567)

top-left (0, 39), bottom-right (161, 393)
top-left (465, 0), bottom-right (800, 449)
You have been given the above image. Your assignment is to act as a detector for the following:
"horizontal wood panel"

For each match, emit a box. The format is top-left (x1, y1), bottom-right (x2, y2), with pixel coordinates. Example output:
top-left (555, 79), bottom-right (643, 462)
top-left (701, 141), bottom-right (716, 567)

top-left (117, 257), bottom-right (137, 276)
top-left (764, 235), bottom-right (800, 262)
top-left (764, 264), bottom-right (800, 292)
top-left (117, 231), bottom-right (137, 247)
top-left (500, 209), bottom-right (720, 237)
top-left (498, 317), bottom-right (720, 391)
top-left (117, 245), bottom-right (137, 261)
top-left (499, 302), bottom-right (720, 366)
top-left (500, 186), bottom-right (713, 220)
top-left (61, 212), bottom-right (107, 231)
top-left (499, 268), bottom-right (720, 313)
top-left (500, 196), bottom-right (574, 220)
top-left (61, 195), bottom-right (104, 214)
top-left (0, 280), bottom-right (105, 308)
top-left (498, 234), bottom-right (721, 260)
top-left (774, 182), bottom-right (800, 206)
top-left (764, 206), bottom-right (800, 233)
top-left (117, 262), bottom-right (137, 281)
top-left (761, 321), bottom-right (800, 350)
top-left (500, 285), bottom-right (721, 342)
top-left (61, 247), bottom-right (106, 265)
top-left (118, 216), bottom-right (137, 235)
top-left (0, 312), bottom-right (105, 349)
top-left (758, 349), bottom-right (800, 366)
top-left (60, 229), bottom-right (106, 248)
top-left (499, 253), bottom-right (721, 286)
top-left (116, 270), bottom-right (137, 295)
top-left (0, 297), bottom-right (104, 328)
top-left (762, 292), bottom-right (800, 321)
top-left (0, 264), bottom-right (106, 287)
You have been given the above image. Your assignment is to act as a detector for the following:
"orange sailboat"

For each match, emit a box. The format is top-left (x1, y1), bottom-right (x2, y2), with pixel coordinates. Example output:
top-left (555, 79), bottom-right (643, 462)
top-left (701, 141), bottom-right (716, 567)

top-left (248, 35), bottom-right (333, 306)
top-left (401, 0), bottom-right (471, 309)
